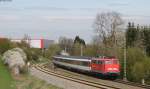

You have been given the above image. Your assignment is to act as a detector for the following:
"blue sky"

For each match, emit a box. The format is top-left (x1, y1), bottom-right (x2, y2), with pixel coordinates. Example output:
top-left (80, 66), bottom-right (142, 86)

top-left (0, 0), bottom-right (150, 43)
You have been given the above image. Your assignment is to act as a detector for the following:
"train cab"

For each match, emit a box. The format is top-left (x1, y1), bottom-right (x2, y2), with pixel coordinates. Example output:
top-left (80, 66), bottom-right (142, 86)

top-left (91, 56), bottom-right (120, 77)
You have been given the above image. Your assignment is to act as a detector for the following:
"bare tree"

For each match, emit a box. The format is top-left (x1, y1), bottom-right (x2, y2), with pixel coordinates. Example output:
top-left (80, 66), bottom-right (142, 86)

top-left (94, 12), bottom-right (123, 45)
top-left (59, 36), bottom-right (74, 52)
top-left (93, 11), bottom-right (123, 56)
top-left (21, 34), bottom-right (31, 48)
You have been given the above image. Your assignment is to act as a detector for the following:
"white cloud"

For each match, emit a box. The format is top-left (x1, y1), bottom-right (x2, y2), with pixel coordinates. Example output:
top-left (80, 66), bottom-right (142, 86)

top-left (42, 16), bottom-right (94, 21)
top-left (0, 15), bottom-right (20, 21)
top-left (123, 15), bottom-right (150, 25)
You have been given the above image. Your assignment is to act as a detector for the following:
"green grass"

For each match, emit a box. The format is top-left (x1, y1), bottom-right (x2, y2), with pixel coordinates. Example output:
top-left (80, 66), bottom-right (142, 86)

top-left (0, 57), bottom-right (16, 89)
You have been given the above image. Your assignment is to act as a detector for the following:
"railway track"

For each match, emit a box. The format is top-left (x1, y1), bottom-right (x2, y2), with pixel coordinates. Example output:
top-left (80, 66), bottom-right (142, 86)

top-left (33, 64), bottom-right (120, 89)
top-left (44, 63), bottom-right (150, 89)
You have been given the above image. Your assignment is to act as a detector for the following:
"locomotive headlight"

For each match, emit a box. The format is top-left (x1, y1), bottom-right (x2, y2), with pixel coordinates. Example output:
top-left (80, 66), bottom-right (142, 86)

top-left (108, 68), bottom-right (118, 70)
top-left (108, 68), bottom-right (112, 70)
top-left (113, 68), bottom-right (118, 70)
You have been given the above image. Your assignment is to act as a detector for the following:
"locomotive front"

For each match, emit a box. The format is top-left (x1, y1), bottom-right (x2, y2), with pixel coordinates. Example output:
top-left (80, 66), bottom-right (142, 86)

top-left (91, 57), bottom-right (120, 78)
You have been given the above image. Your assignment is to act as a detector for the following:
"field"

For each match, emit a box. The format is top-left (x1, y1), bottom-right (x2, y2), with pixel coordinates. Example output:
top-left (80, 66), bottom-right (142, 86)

top-left (0, 57), bottom-right (16, 89)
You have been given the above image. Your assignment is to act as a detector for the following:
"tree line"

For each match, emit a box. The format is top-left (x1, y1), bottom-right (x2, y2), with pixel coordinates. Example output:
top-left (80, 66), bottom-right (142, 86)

top-left (126, 22), bottom-right (150, 56)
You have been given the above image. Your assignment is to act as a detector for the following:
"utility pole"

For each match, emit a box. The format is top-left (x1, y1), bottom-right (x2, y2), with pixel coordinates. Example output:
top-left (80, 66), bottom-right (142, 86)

top-left (80, 45), bottom-right (83, 56)
top-left (65, 46), bottom-right (67, 52)
top-left (123, 35), bottom-right (127, 81)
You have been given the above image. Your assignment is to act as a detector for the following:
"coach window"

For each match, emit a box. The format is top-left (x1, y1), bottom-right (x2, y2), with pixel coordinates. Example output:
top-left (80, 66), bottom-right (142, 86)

top-left (61, 59), bottom-right (65, 62)
top-left (70, 60), bottom-right (75, 64)
top-left (72, 60), bottom-right (78, 65)
top-left (56, 58), bottom-right (59, 61)
top-left (81, 61), bottom-right (88, 66)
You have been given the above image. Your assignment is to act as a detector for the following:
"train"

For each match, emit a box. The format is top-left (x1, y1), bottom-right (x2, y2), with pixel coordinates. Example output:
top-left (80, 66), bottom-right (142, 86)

top-left (52, 55), bottom-right (120, 79)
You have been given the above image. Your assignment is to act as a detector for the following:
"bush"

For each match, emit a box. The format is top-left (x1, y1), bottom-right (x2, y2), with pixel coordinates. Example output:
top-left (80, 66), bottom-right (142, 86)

top-left (45, 44), bottom-right (61, 59)
top-left (119, 47), bottom-right (147, 81)
top-left (131, 58), bottom-right (150, 83)
top-left (2, 48), bottom-right (26, 75)
top-left (0, 38), bottom-right (13, 54)
top-left (20, 66), bottom-right (28, 74)
top-left (23, 48), bottom-right (42, 62)
top-left (71, 43), bottom-right (81, 56)
top-left (83, 45), bottom-right (97, 57)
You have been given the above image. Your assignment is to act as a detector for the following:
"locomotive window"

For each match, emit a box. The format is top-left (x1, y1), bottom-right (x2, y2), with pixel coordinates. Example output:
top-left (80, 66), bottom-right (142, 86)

top-left (92, 60), bottom-right (103, 64)
top-left (113, 60), bottom-right (119, 64)
top-left (98, 61), bottom-right (103, 64)
top-left (105, 60), bottom-right (112, 64)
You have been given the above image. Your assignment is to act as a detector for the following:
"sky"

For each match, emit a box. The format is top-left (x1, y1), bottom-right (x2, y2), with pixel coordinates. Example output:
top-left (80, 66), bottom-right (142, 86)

top-left (0, 0), bottom-right (150, 43)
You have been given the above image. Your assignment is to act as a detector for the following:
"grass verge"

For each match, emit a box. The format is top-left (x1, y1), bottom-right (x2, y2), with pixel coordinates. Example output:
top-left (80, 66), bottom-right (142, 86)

top-left (0, 57), bottom-right (16, 89)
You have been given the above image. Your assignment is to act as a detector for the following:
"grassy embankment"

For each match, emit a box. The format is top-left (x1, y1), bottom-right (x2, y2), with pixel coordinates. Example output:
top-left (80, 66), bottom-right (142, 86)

top-left (0, 56), bottom-right (61, 89)
top-left (0, 56), bottom-right (16, 89)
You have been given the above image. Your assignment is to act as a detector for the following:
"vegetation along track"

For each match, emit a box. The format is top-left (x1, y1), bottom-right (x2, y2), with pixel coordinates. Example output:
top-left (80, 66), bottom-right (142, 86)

top-left (114, 79), bottom-right (150, 89)
top-left (33, 64), bottom-right (120, 89)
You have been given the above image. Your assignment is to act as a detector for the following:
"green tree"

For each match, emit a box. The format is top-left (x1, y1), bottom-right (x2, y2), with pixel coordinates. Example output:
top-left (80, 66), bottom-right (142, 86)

top-left (0, 38), bottom-right (13, 54)
top-left (72, 36), bottom-right (86, 56)
top-left (142, 28), bottom-right (150, 56)
top-left (126, 22), bottom-right (139, 47)
top-left (74, 36), bottom-right (86, 46)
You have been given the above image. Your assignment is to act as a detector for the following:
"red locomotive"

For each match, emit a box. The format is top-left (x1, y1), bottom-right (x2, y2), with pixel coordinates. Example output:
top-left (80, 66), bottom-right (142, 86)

top-left (53, 55), bottom-right (120, 79)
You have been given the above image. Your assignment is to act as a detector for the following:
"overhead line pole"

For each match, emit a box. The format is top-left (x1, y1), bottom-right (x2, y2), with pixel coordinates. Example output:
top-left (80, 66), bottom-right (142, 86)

top-left (81, 45), bottom-right (83, 56)
top-left (123, 34), bottom-right (127, 81)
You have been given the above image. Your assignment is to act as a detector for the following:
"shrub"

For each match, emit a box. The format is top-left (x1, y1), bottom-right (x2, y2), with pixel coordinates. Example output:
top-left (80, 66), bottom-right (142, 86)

top-left (2, 48), bottom-right (26, 75)
top-left (45, 44), bottom-right (61, 59)
top-left (119, 47), bottom-right (146, 81)
top-left (0, 38), bottom-right (13, 54)
top-left (23, 48), bottom-right (42, 62)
